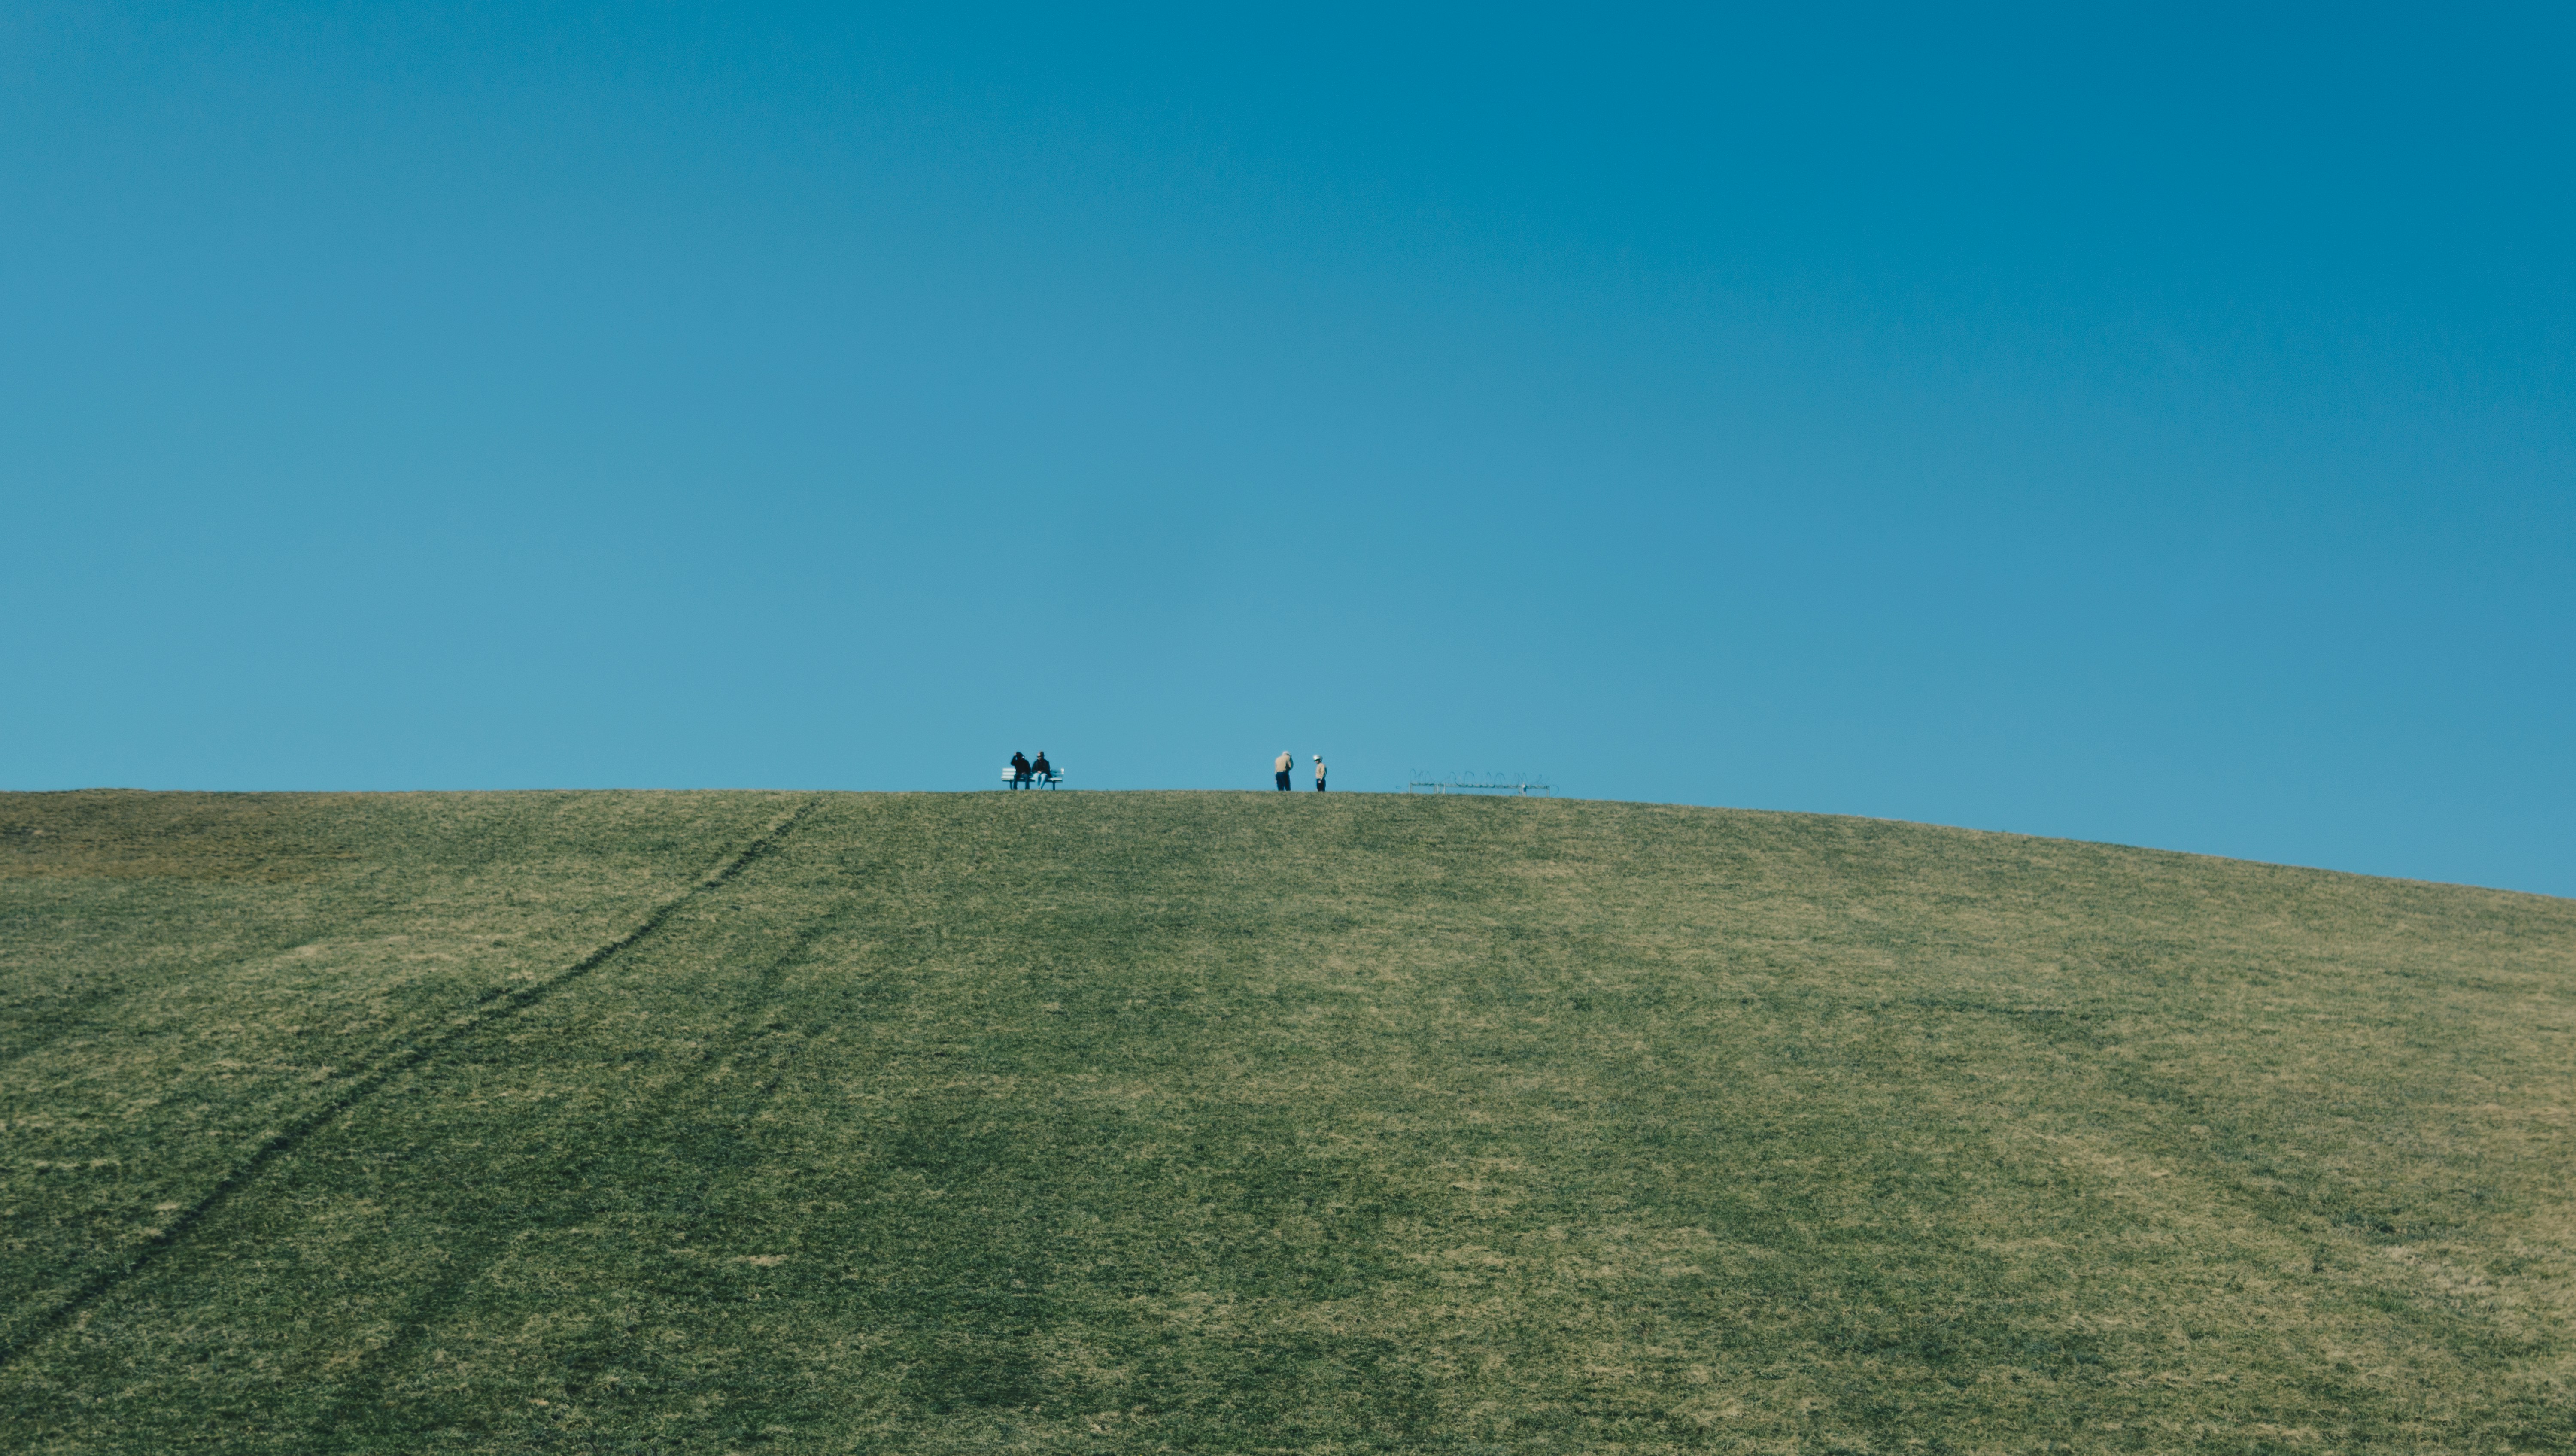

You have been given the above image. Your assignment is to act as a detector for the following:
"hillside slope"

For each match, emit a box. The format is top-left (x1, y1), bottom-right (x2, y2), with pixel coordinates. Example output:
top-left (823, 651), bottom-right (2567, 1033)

top-left (2, 789), bottom-right (2571, 1453)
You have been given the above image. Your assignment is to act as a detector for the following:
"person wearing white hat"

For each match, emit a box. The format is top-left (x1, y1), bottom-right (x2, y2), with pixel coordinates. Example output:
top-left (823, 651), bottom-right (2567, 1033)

top-left (1312, 754), bottom-right (1327, 792)
top-left (1274, 749), bottom-right (1294, 792)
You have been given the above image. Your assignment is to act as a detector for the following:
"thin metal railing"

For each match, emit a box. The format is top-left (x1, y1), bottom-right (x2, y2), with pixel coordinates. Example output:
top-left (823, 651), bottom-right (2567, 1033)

top-left (1405, 772), bottom-right (1552, 796)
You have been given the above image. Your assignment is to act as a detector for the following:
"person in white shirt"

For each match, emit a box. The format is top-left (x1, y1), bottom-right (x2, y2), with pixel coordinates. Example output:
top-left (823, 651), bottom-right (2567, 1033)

top-left (1274, 750), bottom-right (1293, 791)
top-left (1312, 755), bottom-right (1327, 792)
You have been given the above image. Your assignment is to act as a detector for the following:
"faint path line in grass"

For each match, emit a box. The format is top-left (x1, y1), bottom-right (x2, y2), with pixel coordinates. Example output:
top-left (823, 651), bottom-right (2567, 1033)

top-left (0, 918), bottom-right (334, 1069)
top-left (0, 796), bottom-right (825, 1372)
top-left (311, 890), bottom-right (870, 1442)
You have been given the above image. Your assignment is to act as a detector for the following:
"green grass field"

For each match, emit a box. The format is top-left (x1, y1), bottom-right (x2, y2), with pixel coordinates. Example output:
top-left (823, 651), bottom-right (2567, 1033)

top-left (3, 789), bottom-right (2571, 1453)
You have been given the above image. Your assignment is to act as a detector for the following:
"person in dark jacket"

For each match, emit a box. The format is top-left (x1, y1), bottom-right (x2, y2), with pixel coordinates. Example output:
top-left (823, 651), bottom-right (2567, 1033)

top-left (1032, 751), bottom-right (1053, 784)
top-left (1009, 751), bottom-right (1032, 788)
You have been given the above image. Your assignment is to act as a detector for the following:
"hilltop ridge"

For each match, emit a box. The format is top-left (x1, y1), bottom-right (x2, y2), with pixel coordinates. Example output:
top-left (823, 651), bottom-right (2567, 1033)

top-left (3, 789), bottom-right (2571, 1452)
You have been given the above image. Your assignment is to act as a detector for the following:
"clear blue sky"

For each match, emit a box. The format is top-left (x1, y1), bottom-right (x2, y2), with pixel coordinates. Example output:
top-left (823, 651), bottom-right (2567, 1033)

top-left (5, 3), bottom-right (2571, 895)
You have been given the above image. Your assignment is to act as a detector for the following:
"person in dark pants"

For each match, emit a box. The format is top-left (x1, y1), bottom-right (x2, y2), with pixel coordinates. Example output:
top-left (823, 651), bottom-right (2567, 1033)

top-left (1031, 750), bottom-right (1052, 785)
top-left (1274, 749), bottom-right (1293, 791)
top-left (1313, 755), bottom-right (1327, 791)
top-left (1009, 751), bottom-right (1031, 788)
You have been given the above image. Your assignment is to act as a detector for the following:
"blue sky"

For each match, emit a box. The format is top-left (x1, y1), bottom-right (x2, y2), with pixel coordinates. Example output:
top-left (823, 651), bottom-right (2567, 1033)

top-left (5, 3), bottom-right (2571, 895)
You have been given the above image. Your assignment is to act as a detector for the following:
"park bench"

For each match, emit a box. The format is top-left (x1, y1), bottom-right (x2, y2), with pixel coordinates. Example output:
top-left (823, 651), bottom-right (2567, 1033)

top-left (999, 767), bottom-right (1066, 789)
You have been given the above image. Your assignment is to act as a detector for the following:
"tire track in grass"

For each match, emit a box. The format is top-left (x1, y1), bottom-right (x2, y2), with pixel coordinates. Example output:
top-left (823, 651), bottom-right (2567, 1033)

top-left (311, 891), bottom-right (868, 1443)
top-left (0, 797), bottom-right (824, 1370)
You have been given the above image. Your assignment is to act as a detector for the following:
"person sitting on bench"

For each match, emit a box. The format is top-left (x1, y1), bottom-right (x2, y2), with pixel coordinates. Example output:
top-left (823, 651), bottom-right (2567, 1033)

top-left (1032, 751), bottom-right (1053, 783)
top-left (1009, 751), bottom-right (1032, 787)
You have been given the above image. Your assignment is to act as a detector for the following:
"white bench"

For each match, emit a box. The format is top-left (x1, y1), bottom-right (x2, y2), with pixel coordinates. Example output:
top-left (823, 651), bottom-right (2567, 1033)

top-left (999, 767), bottom-right (1066, 789)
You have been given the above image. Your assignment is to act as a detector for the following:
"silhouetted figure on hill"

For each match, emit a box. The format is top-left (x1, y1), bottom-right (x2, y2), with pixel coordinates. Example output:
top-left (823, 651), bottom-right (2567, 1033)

top-left (1032, 751), bottom-right (1052, 783)
top-left (1009, 751), bottom-right (1032, 788)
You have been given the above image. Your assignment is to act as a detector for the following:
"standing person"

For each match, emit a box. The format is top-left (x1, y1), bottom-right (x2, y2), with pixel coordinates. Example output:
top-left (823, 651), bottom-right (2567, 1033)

top-left (1312, 754), bottom-right (1327, 792)
top-left (1274, 749), bottom-right (1293, 792)
top-left (1031, 750), bottom-right (1052, 785)
top-left (1009, 750), bottom-right (1031, 788)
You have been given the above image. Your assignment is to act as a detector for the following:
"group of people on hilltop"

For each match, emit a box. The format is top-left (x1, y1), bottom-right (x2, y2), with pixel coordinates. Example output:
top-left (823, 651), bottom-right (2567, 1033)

top-left (1275, 749), bottom-right (1325, 792)
top-left (1004, 747), bottom-right (1330, 791)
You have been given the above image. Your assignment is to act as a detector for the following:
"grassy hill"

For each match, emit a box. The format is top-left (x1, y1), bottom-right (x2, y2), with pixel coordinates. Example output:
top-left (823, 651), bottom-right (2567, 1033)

top-left (2, 789), bottom-right (2571, 1454)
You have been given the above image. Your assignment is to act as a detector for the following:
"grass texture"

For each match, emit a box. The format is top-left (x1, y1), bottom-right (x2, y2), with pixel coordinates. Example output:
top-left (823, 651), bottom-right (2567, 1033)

top-left (2, 789), bottom-right (2571, 1453)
